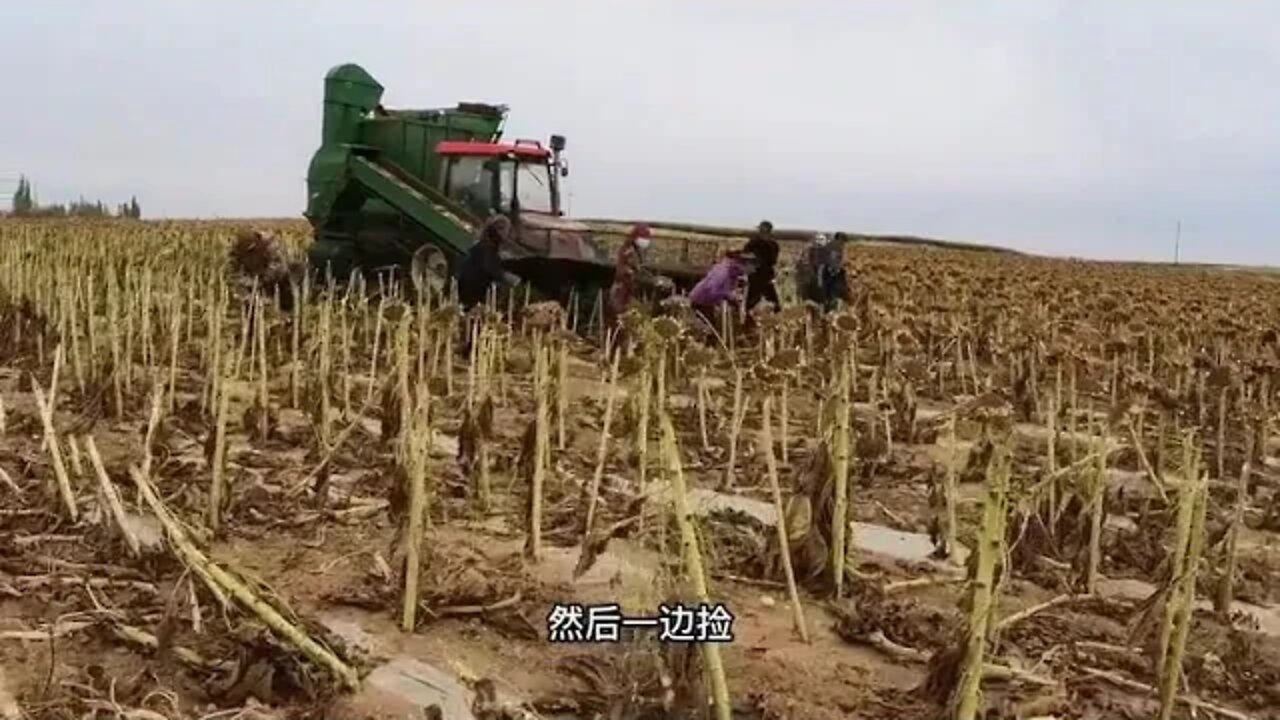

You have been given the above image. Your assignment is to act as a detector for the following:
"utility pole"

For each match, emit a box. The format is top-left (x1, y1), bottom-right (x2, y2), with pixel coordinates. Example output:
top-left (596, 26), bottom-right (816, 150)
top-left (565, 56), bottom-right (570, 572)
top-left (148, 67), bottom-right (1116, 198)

top-left (1174, 220), bottom-right (1182, 264)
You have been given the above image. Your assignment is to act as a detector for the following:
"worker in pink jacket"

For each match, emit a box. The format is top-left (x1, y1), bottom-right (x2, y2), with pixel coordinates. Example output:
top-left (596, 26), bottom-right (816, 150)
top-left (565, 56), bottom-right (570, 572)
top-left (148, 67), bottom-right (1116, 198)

top-left (689, 251), bottom-right (755, 329)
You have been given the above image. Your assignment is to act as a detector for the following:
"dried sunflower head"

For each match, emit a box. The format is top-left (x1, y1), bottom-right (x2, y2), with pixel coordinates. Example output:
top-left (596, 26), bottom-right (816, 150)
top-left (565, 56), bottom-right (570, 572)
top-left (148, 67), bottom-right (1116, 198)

top-left (769, 348), bottom-right (803, 372)
top-left (747, 362), bottom-right (782, 387)
top-left (620, 308), bottom-right (648, 334)
top-left (431, 304), bottom-right (461, 325)
top-left (523, 300), bottom-right (563, 330)
top-left (480, 306), bottom-right (505, 326)
top-left (682, 343), bottom-right (716, 370)
top-left (506, 348), bottom-right (535, 375)
top-left (830, 310), bottom-right (859, 335)
top-left (961, 392), bottom-right (1013, 427)
top-left (651, 316), bottom-right (683, 342)
top-left (893, 328), bottom-right (918, 349)
top-left (383, 302), bottom-right (408, 323)
top-left (618, 354), bottom-right (647, 378)
top-left (902, 359), bottom-right (930, 384)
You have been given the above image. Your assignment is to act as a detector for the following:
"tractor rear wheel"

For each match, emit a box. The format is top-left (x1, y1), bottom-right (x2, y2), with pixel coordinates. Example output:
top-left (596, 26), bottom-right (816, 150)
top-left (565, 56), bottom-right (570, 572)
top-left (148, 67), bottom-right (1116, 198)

top-left (410, 245), bottom-right (451, 300)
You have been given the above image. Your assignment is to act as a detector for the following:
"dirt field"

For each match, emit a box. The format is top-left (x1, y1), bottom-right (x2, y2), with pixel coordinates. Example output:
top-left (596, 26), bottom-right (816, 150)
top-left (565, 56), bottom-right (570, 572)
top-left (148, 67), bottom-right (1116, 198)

top-left (0, 218), bottom-right (1278, 720)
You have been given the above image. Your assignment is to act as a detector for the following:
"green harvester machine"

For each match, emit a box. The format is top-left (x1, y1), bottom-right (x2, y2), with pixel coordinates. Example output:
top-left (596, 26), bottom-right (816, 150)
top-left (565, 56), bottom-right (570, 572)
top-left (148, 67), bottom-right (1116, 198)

top-left (305, 63), bottom-right (702, 308)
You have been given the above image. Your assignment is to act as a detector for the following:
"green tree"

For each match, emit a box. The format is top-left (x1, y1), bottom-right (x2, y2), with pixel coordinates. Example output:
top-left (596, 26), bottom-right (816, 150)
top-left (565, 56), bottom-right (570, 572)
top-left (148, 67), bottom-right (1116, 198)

top-left (12, 175), bottom-right (34, 215)
top-left (9, 174), bottom-right (141, 219)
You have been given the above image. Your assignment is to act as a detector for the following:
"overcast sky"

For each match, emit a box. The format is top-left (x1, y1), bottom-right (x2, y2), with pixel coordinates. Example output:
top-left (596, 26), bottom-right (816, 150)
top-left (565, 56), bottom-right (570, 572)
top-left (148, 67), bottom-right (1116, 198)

top-left (2, 2), bottom-right (1277, 264)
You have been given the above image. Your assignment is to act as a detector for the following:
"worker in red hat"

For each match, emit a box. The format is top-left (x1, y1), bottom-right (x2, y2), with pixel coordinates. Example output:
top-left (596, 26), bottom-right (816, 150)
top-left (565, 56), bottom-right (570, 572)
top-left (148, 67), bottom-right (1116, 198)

top-left (605, 223), bottom-right (656, 341)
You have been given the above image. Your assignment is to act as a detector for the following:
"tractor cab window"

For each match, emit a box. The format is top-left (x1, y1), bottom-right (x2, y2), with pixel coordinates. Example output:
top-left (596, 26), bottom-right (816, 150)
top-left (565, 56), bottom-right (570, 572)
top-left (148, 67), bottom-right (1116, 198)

top-left (445, 155), bottom-right (554, 217)
top-left (444, 156), bottom-right (497, 216)
top-left (497, 161), bottom-right (515, 213)
top-left (514, 161), bottom-right (553, 214)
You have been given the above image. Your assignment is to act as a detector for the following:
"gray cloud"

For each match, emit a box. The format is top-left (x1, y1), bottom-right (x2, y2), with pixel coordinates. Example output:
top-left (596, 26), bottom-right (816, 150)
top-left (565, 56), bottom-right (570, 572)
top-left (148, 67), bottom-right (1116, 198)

top-left (2, 1), bottom-right (1276, 264)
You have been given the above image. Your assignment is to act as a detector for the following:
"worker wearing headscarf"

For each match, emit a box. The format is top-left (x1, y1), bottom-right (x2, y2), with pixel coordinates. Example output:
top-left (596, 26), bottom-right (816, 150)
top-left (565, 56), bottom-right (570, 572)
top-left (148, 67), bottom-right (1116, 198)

top-left (741, 220), bottom-right (780, 318)
top-left (689, 250), bottom-right (755, 330)
top-left (606, 224), bottom-right (655, 332)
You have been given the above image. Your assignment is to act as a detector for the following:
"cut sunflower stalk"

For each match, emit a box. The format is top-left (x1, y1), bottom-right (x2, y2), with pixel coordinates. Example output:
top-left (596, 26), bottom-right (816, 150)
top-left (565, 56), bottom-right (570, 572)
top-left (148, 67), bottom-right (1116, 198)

top-left (658, 409), bottom-right (732, 720)
top-left (128, 465), bottom-right (361, 690)
top-left (949, 417), bottom-right (1014, 720)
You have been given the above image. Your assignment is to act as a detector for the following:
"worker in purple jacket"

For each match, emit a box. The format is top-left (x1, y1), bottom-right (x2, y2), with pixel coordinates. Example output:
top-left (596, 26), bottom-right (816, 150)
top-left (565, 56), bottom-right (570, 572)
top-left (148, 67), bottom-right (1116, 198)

top-left (689, 251), bottom-right (755, 329)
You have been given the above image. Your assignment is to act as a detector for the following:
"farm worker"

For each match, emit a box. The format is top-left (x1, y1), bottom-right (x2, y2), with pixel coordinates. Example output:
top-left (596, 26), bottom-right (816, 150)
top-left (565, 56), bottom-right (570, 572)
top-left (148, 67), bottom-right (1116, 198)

top-left (457, 215), bottom-right (519, 355)
top-left (457, 215), bottom-right (516, 312)
top-left (827, 232), bottom-right (852, 303)
top-left (794, 232), bottom-right (848, 311)
top-left (689, 251), bottom-right (754, 330)
top-left (741, 220), bottom-right (781, 324)
top-left (605, 223), bottom-right (656, 336)
top-left (831, 232), bottom-right (848, 260)
top-left (230, 229), bottom-right (298, 312)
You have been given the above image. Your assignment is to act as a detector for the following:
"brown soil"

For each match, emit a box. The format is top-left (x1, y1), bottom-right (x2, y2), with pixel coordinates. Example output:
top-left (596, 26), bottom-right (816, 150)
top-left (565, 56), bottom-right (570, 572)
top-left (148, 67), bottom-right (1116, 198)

top-left (1, 220), bottom-right (1279, 720)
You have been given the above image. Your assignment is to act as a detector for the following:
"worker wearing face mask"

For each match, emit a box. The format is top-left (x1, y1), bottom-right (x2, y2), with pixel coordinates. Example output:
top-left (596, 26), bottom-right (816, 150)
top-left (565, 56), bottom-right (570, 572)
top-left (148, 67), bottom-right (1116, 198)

top-left (606, 224), bottom-right (656, 336)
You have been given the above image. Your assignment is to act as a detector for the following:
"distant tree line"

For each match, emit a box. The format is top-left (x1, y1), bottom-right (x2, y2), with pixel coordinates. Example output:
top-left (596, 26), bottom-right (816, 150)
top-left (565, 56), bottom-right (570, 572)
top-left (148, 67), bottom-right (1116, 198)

top-left (8, 175), bottom-right (141, 219)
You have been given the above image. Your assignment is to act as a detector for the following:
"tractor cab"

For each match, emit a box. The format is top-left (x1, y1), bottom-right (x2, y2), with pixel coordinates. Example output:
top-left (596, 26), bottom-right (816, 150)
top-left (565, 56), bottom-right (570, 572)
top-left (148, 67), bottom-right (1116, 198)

top-left (437, 137), bottom-right (567, 222)
top-left (434, 136), bottom-right (621, 294)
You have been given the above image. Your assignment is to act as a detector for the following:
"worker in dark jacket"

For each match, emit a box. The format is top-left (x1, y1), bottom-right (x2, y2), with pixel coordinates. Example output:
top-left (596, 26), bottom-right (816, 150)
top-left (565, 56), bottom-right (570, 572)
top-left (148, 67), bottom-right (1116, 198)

top-left (457, 215), bottom-right (514, 311)
top-left (828, 231), bottom-right (851, 305)
top-left (794, 232), bottom-right (849, 312)
top-left (457, 215), bottom-right (519, 356)
top-left (741, 220), bottom-right (781, 324)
